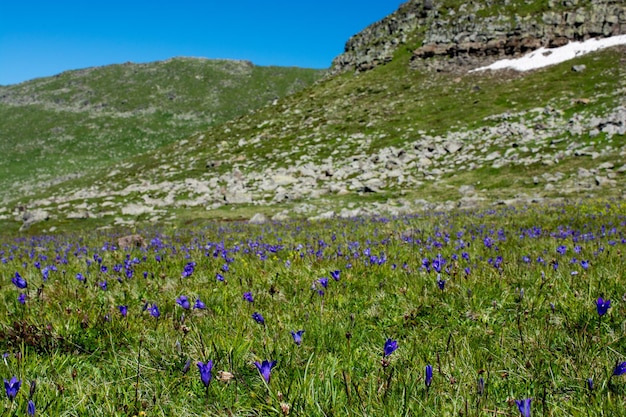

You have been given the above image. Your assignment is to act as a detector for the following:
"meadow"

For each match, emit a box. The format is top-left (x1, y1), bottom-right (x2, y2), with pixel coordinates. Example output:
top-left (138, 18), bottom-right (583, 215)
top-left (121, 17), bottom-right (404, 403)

top-left (1, 200), bottom-right (625, 416)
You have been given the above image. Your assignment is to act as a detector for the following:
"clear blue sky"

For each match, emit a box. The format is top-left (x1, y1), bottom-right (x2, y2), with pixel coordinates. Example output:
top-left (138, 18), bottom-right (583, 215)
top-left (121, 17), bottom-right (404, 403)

top-left (0, 0), bottom-right (403, 86)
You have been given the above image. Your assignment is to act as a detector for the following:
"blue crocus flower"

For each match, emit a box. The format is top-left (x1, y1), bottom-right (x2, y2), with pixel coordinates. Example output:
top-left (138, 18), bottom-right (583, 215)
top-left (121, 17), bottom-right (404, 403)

top-left (613, 361), bottom-right (626, 376)
top-left (18, 293), bottom-right (26, 305)
top-left (254, 360), bottom-right (277, 383)
top-left (252, 312), bottom-right (265, 325)
top-left (596, 297), bottom-right (611, 316)
top-left (317, 277), bottom-right (329, 288)
top-left (194, 298), bottom-right (206, 309)
top-left (384, 338), bottom-right (398, 356)
top-left (330, 270), bottom-right (341, 281)
top-left (118, 305), bottom-right (128, 317)
top-left (176, 295), bottom-right (191, 310)
top-left (243, 292), bottom-right (254, 303)
top-left (291, 330), bottom-right (305, 346)
top-left (149, 304), bottom-right (160, 318)
top-left (197, 360), bottom-right (213, 387)
top-left (425, 364), bottom-right (433, 388)
top-left (515, 398), bottom-right (531, 417)
top-left (12, 272), bottom-right (27, 289)
top-left (28, 399), bottom-right (35, 416)
top-left (4, 376), bottom-right (20, 401)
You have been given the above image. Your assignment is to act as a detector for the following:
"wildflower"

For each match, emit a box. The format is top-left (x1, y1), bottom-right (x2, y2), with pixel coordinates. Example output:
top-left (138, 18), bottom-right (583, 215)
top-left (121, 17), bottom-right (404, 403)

top-left (425, 365), bottom-right (433, 388)
top-left (75, 273), bottom-right (85, 282)
top-left (4, 376), bottom-right (20, 400)
top-left (149, 304), bottom-right (160, 318)
top-left (176, 295), bottom-right (191, 310)
top-left (118, 305), bottom-right (128, 317)
top-left (437, 276), bottom-right (446, 291)
top-left (182, 359), bottom-right (191, 374)
top-left (515, 398), bottom-right (531, 417)
top-left (12, 272), bottom-right (27, 289)
top-left (182, 261), bottom-right (196, 278)
top-left (252, 312), bottom-right (265, 325)
top-left (587, 378), bottom-right (593, 391)
top-left (27, 399), bottom-right (35, 416)
top-left (197, 360), bottom-right (213, 387)
top-left (18, 293), bottom-right (26, 305)
top-left (194, 298), bottom-right (206, 309)
top-left (330, 270), bottom-right (341, 281)
top-left (613, 361), bottom-right (626, 376)
top-left (243, 292), bottom-right (254, 303)
top-left (98, 281), bottom-right (107, 290)
top-left (290, 330), bottom-right (304, 346)
top-left (216, 273), bottom-right (225, 282)
top-left (317, 277), bottom-right (328, 288)
top-left (383, 338), bottom-right (398, 356)
top-left (477, 377), bottom-right (485, 395)
top-left (596, 297), bottom-right (611, 316)
top-left (254, 360), bottom-right (277, 383)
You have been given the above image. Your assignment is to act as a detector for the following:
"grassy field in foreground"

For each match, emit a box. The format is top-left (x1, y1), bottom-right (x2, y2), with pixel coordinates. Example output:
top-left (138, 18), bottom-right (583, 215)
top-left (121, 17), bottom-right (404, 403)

top-left (1, 199), bottom-right (626, 416)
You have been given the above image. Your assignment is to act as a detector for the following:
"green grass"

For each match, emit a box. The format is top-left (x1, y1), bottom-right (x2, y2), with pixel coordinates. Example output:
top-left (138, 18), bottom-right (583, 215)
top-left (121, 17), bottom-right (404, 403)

top-left (0, 59), bottom-right (324, 201)
top-left (1, 200), bottom-right (626, 415)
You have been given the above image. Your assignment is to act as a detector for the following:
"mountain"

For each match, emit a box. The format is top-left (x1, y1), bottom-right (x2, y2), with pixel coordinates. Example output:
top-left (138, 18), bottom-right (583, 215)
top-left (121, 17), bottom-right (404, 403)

top-left (0, 58), bottom-right (323, 201)
top-left (1, 0), bottom-right (625, 233)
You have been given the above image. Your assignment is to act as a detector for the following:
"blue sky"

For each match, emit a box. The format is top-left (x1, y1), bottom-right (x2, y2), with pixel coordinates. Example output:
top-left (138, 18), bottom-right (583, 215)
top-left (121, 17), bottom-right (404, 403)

top-left (0, 1), bottom-right (403, 86)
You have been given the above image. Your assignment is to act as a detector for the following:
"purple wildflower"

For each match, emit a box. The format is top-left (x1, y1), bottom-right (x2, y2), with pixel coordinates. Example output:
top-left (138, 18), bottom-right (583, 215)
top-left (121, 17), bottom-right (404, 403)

top-left (149, 304), bottom-right (160, 318)
top-left (291, 330), bottom-right (305, 346)
top-left (613, 362), bottom-right (626, 376)
top-left (383, 338), bottom-right (398, 356)
top-left (243, 292), bottom-right (254, 303)
top-left (118, 305), bottom-right (128, 317)
top-left (12, 272), bottom-right (27, 289)
top-left (596, 297), bottom-right (611, 316)
top-left (330, 270), bottom-right (341, 281)
top-left (252, 312), bottom-right (265, 325)
top-left (515, 398), bottom-right (531, 417)
top-left (4, 376), bottom-right (20, 401)
top-left (176, 295), bottom-right (191, 310)
top-left (197, 360), bottom-right (213, 387)
top-left (18, 293), bottom-right (26, 305)
top-left (254, 360), bottom-right (277, 383)
top-left (425, 365), bottom-right (433, 388)
top-left (194, 298), bottom-right (206, 309)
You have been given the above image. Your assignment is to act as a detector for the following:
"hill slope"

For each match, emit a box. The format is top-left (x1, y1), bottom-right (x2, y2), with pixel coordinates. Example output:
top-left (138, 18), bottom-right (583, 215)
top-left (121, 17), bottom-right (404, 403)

top-left (0, 58), bottom-right (323, 200)
top-left (1, 0), bottom-right (625, 233)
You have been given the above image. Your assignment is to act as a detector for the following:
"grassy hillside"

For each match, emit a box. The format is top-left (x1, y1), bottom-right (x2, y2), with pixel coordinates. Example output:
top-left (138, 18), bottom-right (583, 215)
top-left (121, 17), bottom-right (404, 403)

top-left (0, 58), bottom-right (324, 200)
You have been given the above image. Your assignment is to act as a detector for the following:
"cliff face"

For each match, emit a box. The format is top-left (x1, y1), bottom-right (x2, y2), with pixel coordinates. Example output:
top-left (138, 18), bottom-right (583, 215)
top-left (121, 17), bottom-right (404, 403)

top-left (330, 0), bottom-right (626, 74)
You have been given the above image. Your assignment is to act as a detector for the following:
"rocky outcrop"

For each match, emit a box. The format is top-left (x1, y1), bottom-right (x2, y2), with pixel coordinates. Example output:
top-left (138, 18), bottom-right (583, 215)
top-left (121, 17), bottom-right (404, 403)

top-left (412, 1), bottom-right (626, 71)
top-left (330, 0), bottom-right (626, 74)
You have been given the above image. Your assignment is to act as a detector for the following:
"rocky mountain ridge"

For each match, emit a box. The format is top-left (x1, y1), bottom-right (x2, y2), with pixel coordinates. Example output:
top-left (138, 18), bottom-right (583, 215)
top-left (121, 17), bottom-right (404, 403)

top-left (332, 0), bottom-right (626, 74)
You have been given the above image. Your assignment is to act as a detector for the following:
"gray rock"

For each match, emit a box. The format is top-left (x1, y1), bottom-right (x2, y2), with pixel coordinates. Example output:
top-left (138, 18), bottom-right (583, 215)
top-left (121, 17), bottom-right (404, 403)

top-left (572, 64), bottom-right (586, 72)
top-left (249, 213), bottom-right (269, 224)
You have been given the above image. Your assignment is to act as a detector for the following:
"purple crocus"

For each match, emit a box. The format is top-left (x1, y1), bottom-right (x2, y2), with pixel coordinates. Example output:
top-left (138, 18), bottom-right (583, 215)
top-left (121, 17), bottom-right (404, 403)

top-left (252, 312), bottom-right (265, 325)
top-left (383, 338), bottom-right (398, 356)
top-left (254, 360), bottom-right (277, 383)
top-left (118, 305), bottom-right (128, 317)
top-left (317, 277), bottom-right (329, 288)
top-left (437, 277), bottom-right (446, 291)
top-left (515, 398), bottom-right (531, 417)
top-left (243, 292), bottom-right (254, 303)
top-left (330, 270), bottom-right (341, 281)
top-left (596, 297), bottom-right (611, 316)
top-left (216, 273), bottom-right (225, 282)
top-left (28, 399), bottom-right (35, 416)
top-left (12, 272), bottom-right (27, 289)
top-left (176, 295), bottom-right (191, 310)
top-left (194, 298), bottom-right (206, 309)
top-left (197, 360), bottom-right (213, 387)
top-left (18, 293), bottom-right (26, 305)
top-left (291, 330), bottom-right (305, 346)
top-left (4, 376), bottom-right (20, 400)
top-left (613, 361), bottom-right (626, 376)
top-left (149, 304), bottom-right (160, 318)
top-left (75, 273), bottom-right (85, 282)
top-left (425, 364), bottom-right (433, 388)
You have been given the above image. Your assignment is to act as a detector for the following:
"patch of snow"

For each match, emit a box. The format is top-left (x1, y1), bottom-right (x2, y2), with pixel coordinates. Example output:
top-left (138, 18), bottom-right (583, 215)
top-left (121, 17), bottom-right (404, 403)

top-left (471, 35), bottom-right (626, 72)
